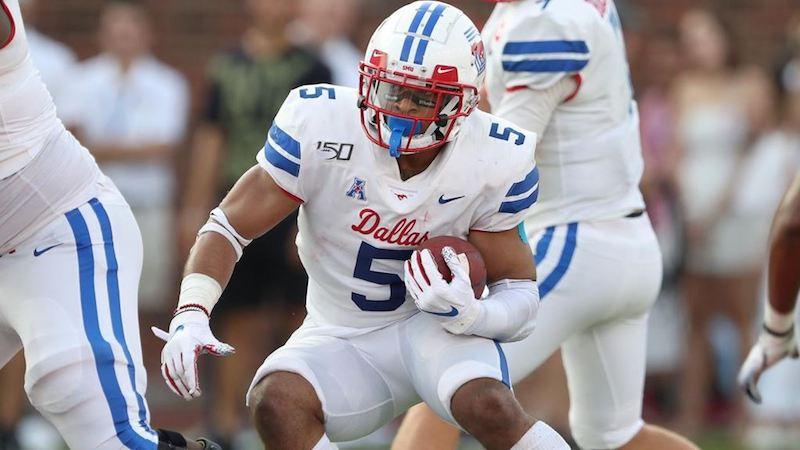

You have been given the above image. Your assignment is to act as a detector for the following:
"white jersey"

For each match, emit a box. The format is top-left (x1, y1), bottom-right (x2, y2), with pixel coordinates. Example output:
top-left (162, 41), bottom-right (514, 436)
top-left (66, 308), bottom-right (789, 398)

top-left (0, 0), bottom-right (100, 253)
top-left (483, 0), bottom-right (644, 230)
top-left (258, 84), bottom-right (538, 329)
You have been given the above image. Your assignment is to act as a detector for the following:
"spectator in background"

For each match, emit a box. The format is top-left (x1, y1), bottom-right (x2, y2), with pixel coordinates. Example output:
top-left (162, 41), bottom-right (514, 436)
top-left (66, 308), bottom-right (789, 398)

top-left (672, 9), bottom-right (779, 436)
top-left (63, 0), bottom-right (189, 312)
top-left (288, 0), bottom-right (363, 87)
top-left (19, 0), bottom-right (76, 113)
top-left (180, 0), bottom-right (330, 446)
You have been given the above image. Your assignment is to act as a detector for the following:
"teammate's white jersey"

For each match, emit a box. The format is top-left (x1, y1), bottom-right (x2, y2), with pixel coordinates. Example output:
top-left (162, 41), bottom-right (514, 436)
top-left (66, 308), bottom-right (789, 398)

top-left (258, 84), bottom-right (538, 329)
top-left (0, 0), bottom-right (100, 254)
top-left (482, 0), bottom-right (644, 230)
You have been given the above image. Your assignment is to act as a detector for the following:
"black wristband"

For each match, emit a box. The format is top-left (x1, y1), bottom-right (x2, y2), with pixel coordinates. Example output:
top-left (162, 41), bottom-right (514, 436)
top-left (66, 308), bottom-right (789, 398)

top-left (763, 323), bottom-right (794, 338)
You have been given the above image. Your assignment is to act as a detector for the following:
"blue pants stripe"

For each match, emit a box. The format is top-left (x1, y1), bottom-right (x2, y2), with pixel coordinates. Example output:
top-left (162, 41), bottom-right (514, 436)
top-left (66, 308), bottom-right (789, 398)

top-left (65, 202), bottom-right (156, 449)
top-left (538, 223), bottom-right (578, 299)
top-left (89, 199), bottom-right (155, 438)
top-left (534, 226), bottom-right (555, 265)
top-left (493, 340), bottom-right (511, 388)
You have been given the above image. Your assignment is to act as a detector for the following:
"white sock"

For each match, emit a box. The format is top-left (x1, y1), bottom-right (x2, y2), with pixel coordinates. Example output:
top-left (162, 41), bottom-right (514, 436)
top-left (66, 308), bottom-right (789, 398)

top-left (511, 421), bottom-right (570, 450)
top-left (312, 434), bottom-right (339, 450)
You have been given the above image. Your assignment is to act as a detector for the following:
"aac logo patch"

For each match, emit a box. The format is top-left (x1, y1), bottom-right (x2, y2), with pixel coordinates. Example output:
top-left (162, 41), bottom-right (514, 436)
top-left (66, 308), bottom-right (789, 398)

top-left (346, 177), bottom-right (367, 201)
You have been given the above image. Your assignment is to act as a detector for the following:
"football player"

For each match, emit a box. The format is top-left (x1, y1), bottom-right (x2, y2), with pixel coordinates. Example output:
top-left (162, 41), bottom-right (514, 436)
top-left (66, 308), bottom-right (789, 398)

top-left (0, 1), bottom-right (216, 448)
top-left (738, 172), bottom-right (800, 403)
top-left (392, 1), bottom-right (699, 449)
top-left (155, 2), bottom-right (569, 449)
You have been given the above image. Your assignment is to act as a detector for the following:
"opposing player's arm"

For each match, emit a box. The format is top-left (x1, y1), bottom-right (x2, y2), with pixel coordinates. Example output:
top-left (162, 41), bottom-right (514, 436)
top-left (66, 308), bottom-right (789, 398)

top-left (767, 172), bottom-right (800, 317)
top-left (738, 172), bottom-right (800, 403)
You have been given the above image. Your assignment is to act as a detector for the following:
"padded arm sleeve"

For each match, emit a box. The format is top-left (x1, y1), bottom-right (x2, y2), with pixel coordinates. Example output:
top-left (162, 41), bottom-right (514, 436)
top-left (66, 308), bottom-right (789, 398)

top-left (465, 279), bottom-right (540, 342)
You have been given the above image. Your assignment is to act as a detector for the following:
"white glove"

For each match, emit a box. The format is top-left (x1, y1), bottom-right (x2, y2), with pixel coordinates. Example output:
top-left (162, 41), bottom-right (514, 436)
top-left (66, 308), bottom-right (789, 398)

top-left (152, 310), bottom-right (235, 400)
top-left (404, 246), bottom-right (481, 335)
top-left (737, 326), bottom-right (798, 404)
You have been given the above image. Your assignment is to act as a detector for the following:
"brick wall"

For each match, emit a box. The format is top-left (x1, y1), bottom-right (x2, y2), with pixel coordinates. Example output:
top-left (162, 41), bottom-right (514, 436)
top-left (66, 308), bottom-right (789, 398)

top-left (30, 0), bottom-right (798, 115)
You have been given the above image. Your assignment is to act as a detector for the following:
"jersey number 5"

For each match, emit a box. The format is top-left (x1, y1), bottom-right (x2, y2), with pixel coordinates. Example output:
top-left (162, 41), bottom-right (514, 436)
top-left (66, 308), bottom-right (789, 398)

top-left (300, 86), bottom-right (336, 99)
top-left (489, 123), bottom-right (526, 145)
top-left (351, 242), bottom-right (413, 311)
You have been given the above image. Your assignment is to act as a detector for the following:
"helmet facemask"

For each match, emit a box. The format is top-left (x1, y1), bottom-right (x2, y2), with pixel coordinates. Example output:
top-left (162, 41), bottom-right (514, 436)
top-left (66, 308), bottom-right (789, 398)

top-left (359, 62), bottom-right (478, 157)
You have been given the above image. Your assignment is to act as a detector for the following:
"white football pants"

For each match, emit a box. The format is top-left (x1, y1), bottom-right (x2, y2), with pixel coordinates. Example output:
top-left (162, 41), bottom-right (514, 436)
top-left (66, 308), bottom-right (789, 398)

top-left (503, 214), bottom-right (662, 449)
top-left (0, 183), bottom-right (158, 449)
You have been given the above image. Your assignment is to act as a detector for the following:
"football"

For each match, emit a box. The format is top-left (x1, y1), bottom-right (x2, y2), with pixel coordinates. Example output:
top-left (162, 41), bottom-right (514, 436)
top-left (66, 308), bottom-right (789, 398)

top-left (416, 236), bottom-right (487, 299)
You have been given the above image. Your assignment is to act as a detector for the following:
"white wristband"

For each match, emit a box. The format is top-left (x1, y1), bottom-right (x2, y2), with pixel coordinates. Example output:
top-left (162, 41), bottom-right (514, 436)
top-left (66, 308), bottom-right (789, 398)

top-left (177, 273), bottom-right (223, 317)
top-left (765, 302), bottom-right (795, 333)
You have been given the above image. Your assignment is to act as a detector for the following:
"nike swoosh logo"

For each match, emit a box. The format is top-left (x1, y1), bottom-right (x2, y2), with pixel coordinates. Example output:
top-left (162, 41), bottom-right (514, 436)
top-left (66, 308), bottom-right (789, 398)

top-left (420, 306), bottom-right (459, 317)
top-left (33, 243), bottom-right (62, 257)
top-left (438, 195), bottom-right (465, 204)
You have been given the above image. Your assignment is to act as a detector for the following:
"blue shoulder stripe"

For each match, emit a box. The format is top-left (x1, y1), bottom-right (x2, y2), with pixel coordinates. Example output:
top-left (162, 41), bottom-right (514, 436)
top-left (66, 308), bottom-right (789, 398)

top-left (506, 166), bottom-right (539, 197)
top-left (502, 59), bottom-right (588, 73)
top-left (269, 123), bottom-right (301, 158)
top-left (413, 3), bottom-right (447, 64)
top-left (503, 40), bottom-right (588, 55)
top-left (264, 143), bottom-right (300, 177)
top-left (499, 188), bottom-right (539, 214)
top-left (400, 2), bottom-right (432, 62)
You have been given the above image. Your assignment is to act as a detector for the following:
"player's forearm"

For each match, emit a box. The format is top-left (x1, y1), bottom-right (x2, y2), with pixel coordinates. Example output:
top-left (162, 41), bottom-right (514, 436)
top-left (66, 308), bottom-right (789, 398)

top-left (465, 280), bottom-right (539, 342)
top-left (764, 174), bottom-right (800, 330)
top-left (767, 215), bottom-right (800, 316)
top-left (184, 232), bottom-right (238, 290)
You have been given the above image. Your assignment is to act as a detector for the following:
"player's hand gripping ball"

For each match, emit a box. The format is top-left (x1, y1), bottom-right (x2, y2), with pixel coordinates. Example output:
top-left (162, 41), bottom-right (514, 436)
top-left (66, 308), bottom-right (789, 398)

top-left (404, 236), bottom-right (488, 335)
top-left (415, 236), bottom-right (486, 299)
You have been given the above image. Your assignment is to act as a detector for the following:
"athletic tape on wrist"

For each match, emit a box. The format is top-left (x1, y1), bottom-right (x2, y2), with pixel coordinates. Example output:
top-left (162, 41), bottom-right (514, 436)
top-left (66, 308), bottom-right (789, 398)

top-left (765, 303), bottom-right (795, 335)
top-left (177, 273), bottom-right (222, 318)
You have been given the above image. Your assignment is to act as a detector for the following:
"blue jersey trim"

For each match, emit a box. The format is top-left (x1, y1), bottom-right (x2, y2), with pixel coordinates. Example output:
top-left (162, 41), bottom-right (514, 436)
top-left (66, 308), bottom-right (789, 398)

top-left (413, 3), bottom-right (447, 64)
top-left (506, 166), bottom-right (539, 197)
top-left (534, 226), bottom-right (555, 265)
top-left (493, 340), bottom-right (511, 388)
top-left (264, 143), bottom-right (300, 177)
top-left (539, 223), bottom-right (578, 298)
top-left (502, 59), bottom-right (588, 73)
top-left (65, 204), bottom-right (157, 449)
top-left (499, 188), bottom-right (539, 214)
top-left (401, 2), bottom-right (432, 62)
top-left (503, 40), bottom-right (588, 55)
top-left (269, 123), bottom-right (301, 158)
top-left (89, 199), bottom-right (156, 439)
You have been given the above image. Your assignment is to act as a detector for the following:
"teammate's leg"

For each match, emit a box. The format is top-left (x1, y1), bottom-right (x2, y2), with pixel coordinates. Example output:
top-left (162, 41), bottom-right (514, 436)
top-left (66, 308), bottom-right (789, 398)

top-left (562, 311), bottom-right (698, 450)
top-left (1, 195), bottom-right (159, 449)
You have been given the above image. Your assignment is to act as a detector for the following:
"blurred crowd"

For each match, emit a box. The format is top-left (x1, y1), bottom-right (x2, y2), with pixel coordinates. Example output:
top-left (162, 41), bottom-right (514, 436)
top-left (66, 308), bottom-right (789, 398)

top-left (1, 1), bottom-right (799, 449)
